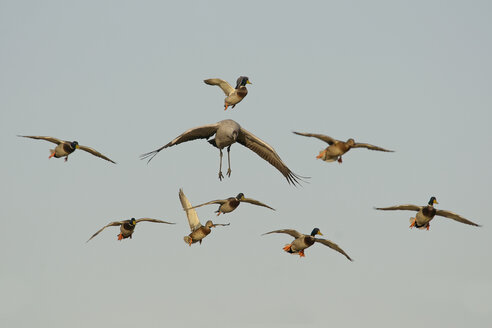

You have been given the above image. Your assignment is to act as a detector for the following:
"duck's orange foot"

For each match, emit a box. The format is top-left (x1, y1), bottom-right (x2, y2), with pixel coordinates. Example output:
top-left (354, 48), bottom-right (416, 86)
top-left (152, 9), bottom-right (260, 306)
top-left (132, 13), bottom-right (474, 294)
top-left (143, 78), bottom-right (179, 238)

top-left (224, 104), bottom-right (229, 111)
top-left (299, 250), bottom-right (305, 257)
top-left (409, 218), bottom-right (416, 229)
top-left (316, 151), bottom-right (325, 159)
top-left (188, 238), bottom-right (193, 246)
top-left (426, 224), bottom-right (430, 231)
top-left (49, 152), bottom-right (55, 159)
top-left (117, 233), bottom-right (123, 241)
top-left (337, 157), bottom-right (343, 164)
top-left (283, 244), bottom-right (292, 252)
top-left (216, 212), bottom-right (221, 216)
top-left (64, 156), bottom-right (68, 162)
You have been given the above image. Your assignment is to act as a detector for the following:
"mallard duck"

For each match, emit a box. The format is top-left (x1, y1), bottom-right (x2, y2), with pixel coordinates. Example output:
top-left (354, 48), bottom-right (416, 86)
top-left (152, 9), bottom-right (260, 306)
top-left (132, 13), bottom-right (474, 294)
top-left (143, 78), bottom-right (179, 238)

top-left (141, 119), bottom-right (304, 185)
top-left (263, 228), bottom-right (352, 261)
top-left (187, 193), bottom-right (275, 216)
top-left (204, 76), bottom-right (252, 110)
top-left (86, 218), bottom-right (175, 242)
top-left (179, 188), bottom-right (230, 246)
top-left (18, 135), bottom-right (116, 164)
top-left (375, 196), bottom-right (481, 230)
top-left (293, 132), bottom-right (393, 163)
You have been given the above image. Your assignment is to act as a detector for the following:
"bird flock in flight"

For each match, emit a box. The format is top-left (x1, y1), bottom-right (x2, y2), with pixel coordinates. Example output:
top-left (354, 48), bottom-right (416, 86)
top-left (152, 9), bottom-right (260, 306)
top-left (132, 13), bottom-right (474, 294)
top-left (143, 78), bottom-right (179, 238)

top-left (19, 75), bottom-right (481, 260)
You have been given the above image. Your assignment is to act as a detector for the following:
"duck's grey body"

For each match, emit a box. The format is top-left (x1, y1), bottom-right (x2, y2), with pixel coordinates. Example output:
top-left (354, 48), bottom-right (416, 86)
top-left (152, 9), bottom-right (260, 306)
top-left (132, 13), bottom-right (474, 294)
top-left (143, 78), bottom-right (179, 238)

top-left (289, 235), bottom-right (315, 253)
top-left (52, 143), bottom-right (76, 158)
top-left (119, 221), bottom-right (136, 239)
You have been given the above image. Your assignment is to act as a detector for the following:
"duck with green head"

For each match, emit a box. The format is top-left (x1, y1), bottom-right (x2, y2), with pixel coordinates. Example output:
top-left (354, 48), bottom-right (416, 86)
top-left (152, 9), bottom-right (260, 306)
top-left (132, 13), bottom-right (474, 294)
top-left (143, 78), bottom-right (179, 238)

top-left (186, 192), bottom-right (275, 216)
top-left (263, 228), bottom-right (352, 261)
top-left (86, 217), bottom-right (175, 242)
top-left (18, 135), bottom-right (116, 163)
top-left (375, 196), bottom-right (481, 230)
top-left (204, 76), bottom-right (252, 110)
top-left (293, 132), bottom-right (393, 164)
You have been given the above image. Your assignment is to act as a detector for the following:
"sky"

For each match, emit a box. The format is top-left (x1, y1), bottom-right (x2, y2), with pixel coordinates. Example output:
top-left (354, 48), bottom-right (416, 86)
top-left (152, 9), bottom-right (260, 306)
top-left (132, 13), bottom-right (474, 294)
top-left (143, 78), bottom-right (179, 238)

top-left (1, 1), bottom-right (491, 327)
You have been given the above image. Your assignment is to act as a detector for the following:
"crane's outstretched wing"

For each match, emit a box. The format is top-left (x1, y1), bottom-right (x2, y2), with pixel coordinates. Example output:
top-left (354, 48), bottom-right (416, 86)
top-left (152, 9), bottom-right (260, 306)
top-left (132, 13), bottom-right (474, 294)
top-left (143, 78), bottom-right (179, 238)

top-left (140, 123), bottom-right (220, 163)
top-left (315, 238), bottom-right (353, 261)
top-left (435, 210), bottom-right (481, 227)
top-left (78, 145), bottom-right (116, 164)
top-left (86, 221), bottom-right (124, 242)
top-left (352, 142), bottom-right (394, 152)
top-left (204, 78), bottom-right (234, 96)
top-left (18, 135), bottom-right (64, 145)
top-left (237, 128), bottom-right (305, 186)
top-left (241, 198), bottom-right (275, 211)
top-left (179, 189), bottom-right (201, 232)
top-left (292, 132), bottom-right (337, 145)
top-left (262, 229), bottom-right (303, 238)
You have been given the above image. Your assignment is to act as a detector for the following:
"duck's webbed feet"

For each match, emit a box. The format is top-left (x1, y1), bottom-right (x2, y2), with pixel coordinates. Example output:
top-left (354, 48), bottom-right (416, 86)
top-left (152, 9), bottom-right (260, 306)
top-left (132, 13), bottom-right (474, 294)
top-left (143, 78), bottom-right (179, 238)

top-left (337, 156), bottom-right (343, 164)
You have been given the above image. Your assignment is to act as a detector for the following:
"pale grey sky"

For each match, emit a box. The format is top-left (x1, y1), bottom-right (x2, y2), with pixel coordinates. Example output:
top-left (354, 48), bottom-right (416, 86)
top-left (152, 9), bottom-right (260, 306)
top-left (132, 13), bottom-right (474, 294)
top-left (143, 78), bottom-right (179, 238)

top-left (1, 1), bottom-right (491, 327)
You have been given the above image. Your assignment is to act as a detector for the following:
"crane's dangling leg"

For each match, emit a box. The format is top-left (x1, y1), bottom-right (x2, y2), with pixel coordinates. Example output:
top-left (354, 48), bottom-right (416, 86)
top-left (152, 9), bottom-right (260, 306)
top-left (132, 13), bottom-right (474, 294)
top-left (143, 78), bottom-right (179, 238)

top-left (218, 148), bottom-right (224, 181)
top-left (226, 145), bottom-right (232, 177)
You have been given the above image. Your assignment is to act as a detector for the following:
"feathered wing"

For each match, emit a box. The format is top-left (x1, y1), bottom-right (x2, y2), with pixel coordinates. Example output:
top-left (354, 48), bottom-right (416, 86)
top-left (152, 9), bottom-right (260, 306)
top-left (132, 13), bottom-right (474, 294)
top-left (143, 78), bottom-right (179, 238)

top-left (179, 189), bottom-right (201, 232)
top-left (315, 238), bottom-right (353, 261)
top-left (18, 135), bottom-right (63, 145)
top-left (135, 218), bottom-right (176, 225)
top-left (86, 221), bottom-right (124, 242)
top-left (78, 145), bottom-right (116, 164)
top-left (435, 209), bottom-right (481, 227)
top-left (211, 223), bottom-right (230, 228)
top-left (140, 123), bottom-right (220, 163)
top-left (262, 229), bottom-right (303, 238)
top-left (237, 128), bottom-right (304, 186)
top-left (204, 78), bottom-right (235, 96)
top-left (241, 198), bottom-right (275, 211)
top-left (352, 142), bottom-right (394, 152)
top-left (292, 132), bottom-right (337, 145)
top-left (374, 204), bottom-right (422, 211)
top-left (187, 199), bottom-right (226, 210)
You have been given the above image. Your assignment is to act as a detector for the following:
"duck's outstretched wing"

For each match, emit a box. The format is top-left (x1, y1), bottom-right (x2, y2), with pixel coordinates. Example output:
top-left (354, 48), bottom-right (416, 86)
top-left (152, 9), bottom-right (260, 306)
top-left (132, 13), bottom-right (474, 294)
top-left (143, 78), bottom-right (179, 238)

top-left (211, 223), bottom-right (230, 228)
top-left (262, 229), bottom-right (303, 238)
top-left (187, 199), bottom-right (227, 210)
top-left (435, 209), bottom-right (481, 227)
top-left (86, 221), bottom-right (123, 242)
top-left (140, 123), bottom-right (220, 163)
top-left (237, 128), bottom-right (305, 186)
top-left (241, 198), bottom-right (275, 211)
top-left (352, 142), bottom-right (394, 152)
top-left (135, 218), bottom-right (176, 225)
top-left (374, 204), bottom-right (422, 212)
top-left (315, 238), bottom-right (353, 261)
top-left (18, 135), bottom-right (64, 145)
top-left (292, 132), bottom-right (337, 145)
top-left (204, 78), bottom-right (234, 96)
top-left (179, 189), bottom-right (201, 232)
top-left (78, 145), bottom-right (116, 164)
